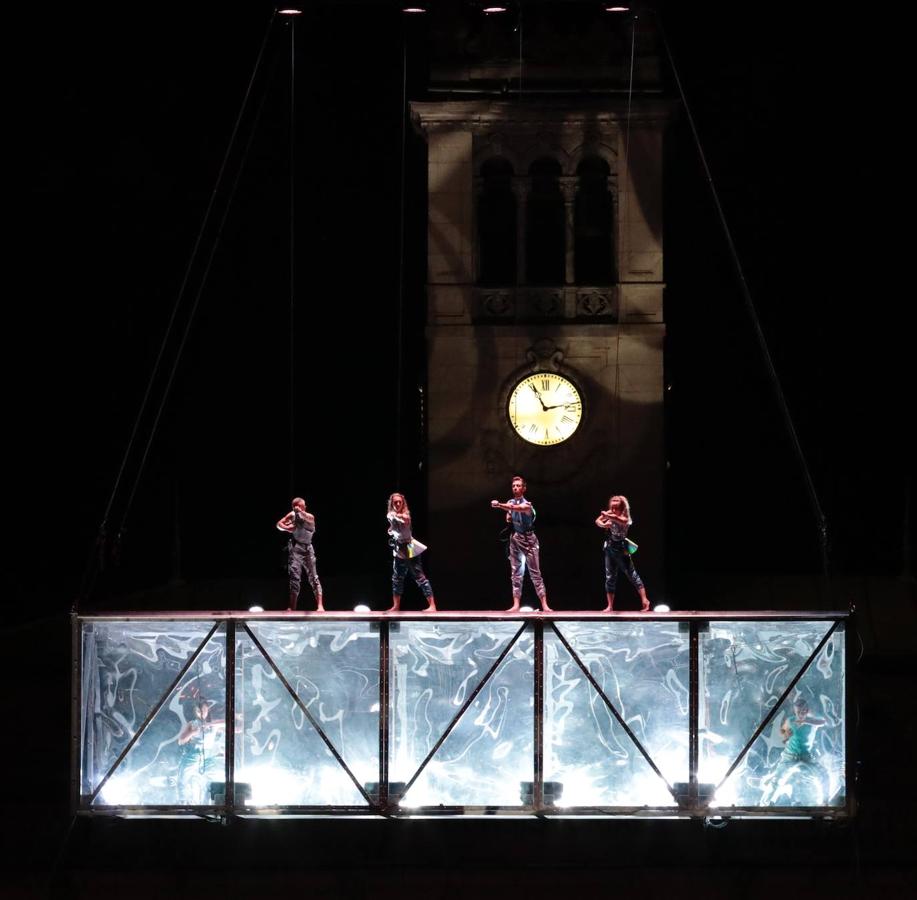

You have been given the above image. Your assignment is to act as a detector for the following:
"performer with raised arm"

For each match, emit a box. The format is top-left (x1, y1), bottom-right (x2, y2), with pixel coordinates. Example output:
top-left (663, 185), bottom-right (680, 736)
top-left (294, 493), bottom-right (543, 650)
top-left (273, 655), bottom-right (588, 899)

top-left (276, 497), bottom-right (324, 611)
top-left (491, 475), bottom-right (551, 613)
top-left (595, 495), bottom-right (650, 612)
top-left (761, 695), bottom-right (833, 806)
top-left (386, 493), bottom-right (436, 613)
top-left (176, 690), bottom-right (226, 805)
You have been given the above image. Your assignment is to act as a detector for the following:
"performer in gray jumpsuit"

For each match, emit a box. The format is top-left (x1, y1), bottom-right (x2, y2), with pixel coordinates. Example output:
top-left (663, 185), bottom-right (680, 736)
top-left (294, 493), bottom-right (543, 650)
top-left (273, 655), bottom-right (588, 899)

top-left (491, 475), bottom-right (551, 612)
top-left (276, 497), bottom-right (324, 611)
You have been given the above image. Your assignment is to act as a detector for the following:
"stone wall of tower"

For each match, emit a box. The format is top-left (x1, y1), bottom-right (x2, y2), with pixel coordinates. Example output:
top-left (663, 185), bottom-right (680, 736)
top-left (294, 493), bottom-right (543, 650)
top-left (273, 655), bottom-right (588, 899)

top-left (414, 100), bottom-right (668, 609)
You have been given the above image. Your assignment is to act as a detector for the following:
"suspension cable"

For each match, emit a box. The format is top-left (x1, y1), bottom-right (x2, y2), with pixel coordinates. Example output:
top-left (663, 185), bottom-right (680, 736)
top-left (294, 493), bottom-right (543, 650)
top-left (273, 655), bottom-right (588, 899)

top-left (395, 24), bottom-right (408, 486)
top-left (77, 10), bottom-right (278, 609)
top-left (288, 14), bottom-right (297, 495)
top-left (615, 14), bottom-right (638, 471)
top-left (653, 10), bottom-right (830, 578)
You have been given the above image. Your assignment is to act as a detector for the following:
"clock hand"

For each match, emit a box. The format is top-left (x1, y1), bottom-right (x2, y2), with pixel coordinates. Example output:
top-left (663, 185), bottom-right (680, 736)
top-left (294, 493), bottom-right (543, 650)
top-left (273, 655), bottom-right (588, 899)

top-left (543, 400), bottom-right (576, 410)
top-left (529, 384), bottom-right (547, 410)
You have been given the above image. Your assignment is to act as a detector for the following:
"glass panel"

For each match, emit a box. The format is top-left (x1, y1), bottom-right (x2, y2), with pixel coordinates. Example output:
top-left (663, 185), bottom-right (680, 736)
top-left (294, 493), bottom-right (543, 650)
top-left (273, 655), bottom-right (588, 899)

top-left (547, 622), bottom-right (687, 807)
top-left (81, 621), bottom-right (226, 806)
top-left (391, 622), bottom-right (532, 807)
top-left (700, 620), bottom-right (845, 808)
top-left (236, 622), bottom-right (379, 806)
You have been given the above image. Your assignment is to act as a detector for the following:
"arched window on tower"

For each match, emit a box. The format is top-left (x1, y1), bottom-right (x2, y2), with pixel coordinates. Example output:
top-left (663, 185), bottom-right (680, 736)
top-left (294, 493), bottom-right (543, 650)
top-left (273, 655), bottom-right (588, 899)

top-left (526, 158), bottom-right (565, 285)
top-left (477, 158), bottom-right (517, 286)
top-left (575, 156), bottom-right (615, 284)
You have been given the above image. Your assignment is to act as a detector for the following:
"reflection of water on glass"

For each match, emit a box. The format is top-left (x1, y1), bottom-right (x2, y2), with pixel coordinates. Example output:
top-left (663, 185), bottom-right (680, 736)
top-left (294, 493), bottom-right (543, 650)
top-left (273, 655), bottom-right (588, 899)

top-left (392, 623), bottom-right (533, 806)
top-left (544, 622), bottom-right (688, 807)
top-left (700, 622), bottom-right (845, 807)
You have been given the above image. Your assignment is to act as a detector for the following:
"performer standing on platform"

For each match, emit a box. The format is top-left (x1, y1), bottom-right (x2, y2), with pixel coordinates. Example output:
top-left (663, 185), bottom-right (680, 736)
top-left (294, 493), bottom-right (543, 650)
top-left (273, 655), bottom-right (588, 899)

top-left (595, 495), bottom-right (650, 612)
top-left (491, 475), bottom-right (551, 612)
top-left (387, 493), bottom-right (436, 612)
top-left (276, 497), bottom-right (324, 611)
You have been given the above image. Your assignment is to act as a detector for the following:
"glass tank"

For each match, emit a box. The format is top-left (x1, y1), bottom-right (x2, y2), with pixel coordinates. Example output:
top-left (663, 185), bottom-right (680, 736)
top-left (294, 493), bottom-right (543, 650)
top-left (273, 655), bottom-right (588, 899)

top-left (75, 614), bottom-right (848, 817)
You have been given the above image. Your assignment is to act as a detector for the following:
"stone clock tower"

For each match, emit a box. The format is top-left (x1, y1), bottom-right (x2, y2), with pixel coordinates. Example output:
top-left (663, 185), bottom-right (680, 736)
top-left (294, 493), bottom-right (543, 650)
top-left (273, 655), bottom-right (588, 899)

top-left (412, 9), bottom-right (669, 609)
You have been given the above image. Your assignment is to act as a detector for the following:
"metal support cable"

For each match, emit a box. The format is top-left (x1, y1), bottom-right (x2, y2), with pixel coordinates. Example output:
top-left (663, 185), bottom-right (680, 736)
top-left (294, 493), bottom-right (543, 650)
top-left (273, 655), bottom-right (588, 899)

top-left (76, 10), bottom-right (277, 609)
top-left (117, 48), bottom-right (277, 539)
top-left (395, 27), bottom-right (408, 486)
top-left (653, 10), bottom-right (830, 578)
top-left (624, 14), bottom-right (637, 173)
top-left (518, 1), bottom-right (524, 95)
top-left (288, 15), bottom-right (297, 495)
top-left (614, 15), bottom-right (638, 470)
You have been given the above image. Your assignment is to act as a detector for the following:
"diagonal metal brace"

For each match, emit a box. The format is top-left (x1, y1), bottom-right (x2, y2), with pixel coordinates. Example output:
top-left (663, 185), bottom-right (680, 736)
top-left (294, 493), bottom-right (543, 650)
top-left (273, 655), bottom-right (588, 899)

top-left (550, 623), bottom-right (675, 796)
top-left (715, 619), bottom-right (841, 793)
top-left (90, 621), bottom-right (222, 804)
top-left (399, 622), bottom-right (528, 802)
top-left (242, 624), bottom-right (375, 808)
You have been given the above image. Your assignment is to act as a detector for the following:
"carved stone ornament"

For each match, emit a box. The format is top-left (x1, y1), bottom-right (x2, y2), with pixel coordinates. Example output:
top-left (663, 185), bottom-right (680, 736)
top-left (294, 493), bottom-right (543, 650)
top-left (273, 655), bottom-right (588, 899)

top-left (576, 289), bottom-right (613, 317)
top-left (525, 338), bottom-right (564, 370)
top-left (525, 288), bottom-right (564, 318)
top-left (481, 289), bottom-right (514, 317)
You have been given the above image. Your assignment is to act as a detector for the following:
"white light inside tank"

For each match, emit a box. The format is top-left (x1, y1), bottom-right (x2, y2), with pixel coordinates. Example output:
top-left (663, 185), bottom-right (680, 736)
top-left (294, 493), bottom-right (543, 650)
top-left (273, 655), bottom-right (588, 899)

top-left (97, 772), bottom-right (139, 806)
top-left (353, 604), bottom-right (371, 613)
top-left (549, 769), bottom-right (598, 806)
top-left (248, 605), bottom-right (264, 613)
top-left (712, 782), bottom-right (738, 807)
top-left (237, 765), bottom-right (303, 805)
top-left (653, 603), bottom-right (671, 612)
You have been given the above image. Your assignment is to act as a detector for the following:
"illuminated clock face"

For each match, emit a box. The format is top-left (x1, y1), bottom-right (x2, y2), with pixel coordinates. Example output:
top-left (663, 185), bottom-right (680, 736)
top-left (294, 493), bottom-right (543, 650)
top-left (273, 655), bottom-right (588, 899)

top-left (508, 372), bottom-right (583, 446)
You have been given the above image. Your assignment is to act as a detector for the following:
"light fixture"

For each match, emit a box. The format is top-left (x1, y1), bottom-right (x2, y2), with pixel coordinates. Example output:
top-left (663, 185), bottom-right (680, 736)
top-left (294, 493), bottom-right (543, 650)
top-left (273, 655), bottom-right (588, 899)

top-left (673, 781), bottom-right (716, 810)
top-left (248, 605), bottom-right (264, 613)
top-left (520, 781), bottom-right (564, 806)
top-left (653, 603), bottom-right (671, 612)
top-left (605, 6), bottom-right (630, 11)
top-left (353, 604), bottom-right (371, 613)
top-left (482, 6), bottom-right (509, 13)
top-left (401, 5), bottom-right (427, 11)
top-left (208, 781), bottom-right (252, 804)
top-left (277, 8), bottom-right (303, 15)
top-left (364, 781), bottom-right (407, 802)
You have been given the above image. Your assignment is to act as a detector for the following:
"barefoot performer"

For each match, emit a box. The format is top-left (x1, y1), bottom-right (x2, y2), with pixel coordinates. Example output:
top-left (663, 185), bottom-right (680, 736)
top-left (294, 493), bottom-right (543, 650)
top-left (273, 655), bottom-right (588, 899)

top-left (491, 475), bottom-right (551, 613)
top-left (386, 493), bottom-right (436, 612)
top-left (595, 495), bottom-right (650, 612)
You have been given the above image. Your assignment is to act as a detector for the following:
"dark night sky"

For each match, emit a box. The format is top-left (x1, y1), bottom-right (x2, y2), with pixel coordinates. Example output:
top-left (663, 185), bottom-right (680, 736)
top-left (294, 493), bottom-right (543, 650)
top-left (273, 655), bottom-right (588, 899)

top-left (11, 1), bottom-right (911, 620)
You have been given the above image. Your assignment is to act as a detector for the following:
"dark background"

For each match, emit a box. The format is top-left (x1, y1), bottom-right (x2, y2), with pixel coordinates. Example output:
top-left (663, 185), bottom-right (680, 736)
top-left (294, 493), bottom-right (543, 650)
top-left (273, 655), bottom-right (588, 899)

top-left (12, 1), bottom-right (911, 613)
top-left (7, 0), bottom-right (913, 896)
